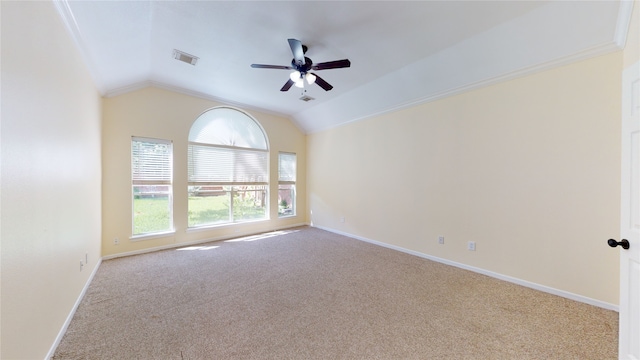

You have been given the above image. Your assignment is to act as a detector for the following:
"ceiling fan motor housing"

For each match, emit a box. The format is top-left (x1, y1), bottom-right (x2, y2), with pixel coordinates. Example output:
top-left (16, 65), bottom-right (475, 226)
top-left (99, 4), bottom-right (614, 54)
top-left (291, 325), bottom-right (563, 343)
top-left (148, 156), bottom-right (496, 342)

top-left (292, 57), bottom-right (313, 74)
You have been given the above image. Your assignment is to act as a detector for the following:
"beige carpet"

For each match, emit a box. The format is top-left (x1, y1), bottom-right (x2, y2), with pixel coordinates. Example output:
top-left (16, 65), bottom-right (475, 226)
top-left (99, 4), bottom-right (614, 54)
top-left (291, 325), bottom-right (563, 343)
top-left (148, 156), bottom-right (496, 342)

top-left (53, 227), bottom-right (617, 359)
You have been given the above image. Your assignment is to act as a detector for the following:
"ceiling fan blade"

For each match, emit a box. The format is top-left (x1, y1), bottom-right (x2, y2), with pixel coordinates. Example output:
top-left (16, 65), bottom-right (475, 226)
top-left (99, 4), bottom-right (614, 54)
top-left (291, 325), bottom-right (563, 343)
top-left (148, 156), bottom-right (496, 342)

top-left (313, 74), bottom-right (333, 91)
top-left (288, 39), bottom-right (305, 66)
top-left (312, 59), bottom-right (351, 71)
top-left (251, 64), bottom-right (293, 70)
top-left (280, 79), bottom-right (294, 92)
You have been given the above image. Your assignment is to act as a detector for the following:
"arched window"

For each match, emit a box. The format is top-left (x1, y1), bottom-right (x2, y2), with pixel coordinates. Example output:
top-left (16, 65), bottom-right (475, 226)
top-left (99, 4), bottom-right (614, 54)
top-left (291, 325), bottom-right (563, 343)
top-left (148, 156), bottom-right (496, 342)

top-left (188, 107), bottom-right (269, 227)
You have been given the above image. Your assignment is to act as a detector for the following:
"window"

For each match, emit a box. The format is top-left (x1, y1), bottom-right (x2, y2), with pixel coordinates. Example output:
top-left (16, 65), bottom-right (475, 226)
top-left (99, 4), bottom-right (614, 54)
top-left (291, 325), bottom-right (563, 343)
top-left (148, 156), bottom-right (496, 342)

top-left (188, 107), bottom-right (269, 227)
top-left (278, 152), bottom-right (296, 217)
top-left (131, 137), bottom-right (173, 236)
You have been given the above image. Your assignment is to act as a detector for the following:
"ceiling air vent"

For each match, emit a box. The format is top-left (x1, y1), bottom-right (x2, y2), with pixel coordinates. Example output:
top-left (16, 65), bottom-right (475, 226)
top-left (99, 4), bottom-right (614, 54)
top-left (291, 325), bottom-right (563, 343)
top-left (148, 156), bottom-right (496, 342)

top-left (299, 95), bottom-right (315, 102)
top-left (173, 49), bottom-right (198, 65)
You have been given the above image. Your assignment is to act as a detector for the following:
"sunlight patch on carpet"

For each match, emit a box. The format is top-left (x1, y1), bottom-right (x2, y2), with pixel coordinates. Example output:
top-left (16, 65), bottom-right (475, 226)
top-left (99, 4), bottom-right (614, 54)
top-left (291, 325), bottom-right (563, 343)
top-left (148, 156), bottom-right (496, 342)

top-left (224, 229), bottom-right (300, 243)
top-left (176, 245), bottom-right (220, 251)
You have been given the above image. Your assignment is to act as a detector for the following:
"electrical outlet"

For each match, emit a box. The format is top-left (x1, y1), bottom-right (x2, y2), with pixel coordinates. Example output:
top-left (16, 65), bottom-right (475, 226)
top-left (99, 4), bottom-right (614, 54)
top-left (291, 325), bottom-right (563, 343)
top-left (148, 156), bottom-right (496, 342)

top-left (114, 238), bottom-right (119, 245)
top-left (340, 217), bottom-right (345, 223)
top-left (467, 241), bottom-right (476, 251)
top-left (438, 236), bottom-right (445, 245)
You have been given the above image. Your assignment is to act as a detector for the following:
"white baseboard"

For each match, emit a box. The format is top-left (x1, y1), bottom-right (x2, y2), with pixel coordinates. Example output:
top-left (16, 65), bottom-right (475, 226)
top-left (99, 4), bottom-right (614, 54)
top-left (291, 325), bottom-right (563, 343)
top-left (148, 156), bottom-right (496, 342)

top-left (313, 225), bottom-right (619, 312)
top-left (46, 258), bottom-right (103, 360)
top-left (102, 222), bottom-right (309, 260)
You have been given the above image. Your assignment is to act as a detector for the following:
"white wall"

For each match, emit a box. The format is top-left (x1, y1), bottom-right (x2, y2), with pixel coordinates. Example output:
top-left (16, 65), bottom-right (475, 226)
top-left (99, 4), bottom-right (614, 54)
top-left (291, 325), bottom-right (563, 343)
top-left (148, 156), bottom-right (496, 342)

top-left (308, 52), bottom-right (622, 306)
top-left (0, 2), bottom-right (102, 359)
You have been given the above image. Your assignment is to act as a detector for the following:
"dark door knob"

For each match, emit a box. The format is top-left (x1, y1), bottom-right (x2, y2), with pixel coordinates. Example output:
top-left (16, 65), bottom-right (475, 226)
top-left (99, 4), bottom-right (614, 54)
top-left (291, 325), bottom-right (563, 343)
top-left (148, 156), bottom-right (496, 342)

top-left (607, 239), bottom-right (630, 250)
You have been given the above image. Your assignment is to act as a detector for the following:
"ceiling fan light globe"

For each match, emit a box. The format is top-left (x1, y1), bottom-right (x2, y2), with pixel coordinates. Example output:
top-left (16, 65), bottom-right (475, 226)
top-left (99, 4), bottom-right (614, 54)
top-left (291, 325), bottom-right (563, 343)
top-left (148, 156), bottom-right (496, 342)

top-left (294, 79), bottom-right (304, 88)
top-left (306, 73), bottom-right (316, 85)
top-left (290, 71), bottom-right (301, 82)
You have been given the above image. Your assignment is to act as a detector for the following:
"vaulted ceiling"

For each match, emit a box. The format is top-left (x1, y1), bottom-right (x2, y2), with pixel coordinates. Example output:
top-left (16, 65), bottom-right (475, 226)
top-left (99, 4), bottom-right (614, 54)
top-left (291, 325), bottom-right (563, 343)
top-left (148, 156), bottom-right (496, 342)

top-left (55, 1), bottom-right (631, 133)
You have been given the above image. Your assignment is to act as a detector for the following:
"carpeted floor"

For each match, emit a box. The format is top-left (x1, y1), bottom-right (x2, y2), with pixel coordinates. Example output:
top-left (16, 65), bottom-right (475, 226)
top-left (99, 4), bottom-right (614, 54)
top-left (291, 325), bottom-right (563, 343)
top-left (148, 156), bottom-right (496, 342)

top-left (53, 226), bottom-right (618, 359)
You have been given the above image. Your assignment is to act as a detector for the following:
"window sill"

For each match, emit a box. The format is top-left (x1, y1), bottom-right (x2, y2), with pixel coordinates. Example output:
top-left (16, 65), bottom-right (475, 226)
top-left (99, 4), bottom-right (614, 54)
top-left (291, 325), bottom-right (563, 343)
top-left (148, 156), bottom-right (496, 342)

top-left (130, 230), bottom-right (176, 242)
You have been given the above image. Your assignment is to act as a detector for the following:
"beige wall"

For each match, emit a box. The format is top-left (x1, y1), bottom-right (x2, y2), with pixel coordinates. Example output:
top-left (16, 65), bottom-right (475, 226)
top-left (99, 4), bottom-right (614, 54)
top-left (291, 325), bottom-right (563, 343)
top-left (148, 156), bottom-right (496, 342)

top-left (308, 52), bottom-right (622, 306)
top-left (1, 2), bottom-right (103, 359)
top-left (102, 87), bottom-right (307, 257)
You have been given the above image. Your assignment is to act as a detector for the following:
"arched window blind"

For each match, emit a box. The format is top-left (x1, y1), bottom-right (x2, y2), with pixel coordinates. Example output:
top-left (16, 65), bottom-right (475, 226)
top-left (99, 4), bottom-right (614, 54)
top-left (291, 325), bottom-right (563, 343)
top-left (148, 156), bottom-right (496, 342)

top-left (188, 108), bottom-right (268, 184)
top-left (189, 107), bottom-right (267, 149)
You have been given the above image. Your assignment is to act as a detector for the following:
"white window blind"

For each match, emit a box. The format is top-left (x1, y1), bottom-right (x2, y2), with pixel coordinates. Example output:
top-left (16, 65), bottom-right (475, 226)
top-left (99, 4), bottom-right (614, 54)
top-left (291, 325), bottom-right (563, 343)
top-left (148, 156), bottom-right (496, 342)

top-left (132, 137), bottom-right (173, 185)
top-left (188, 144), bottom-right (268, 184)
top-left (278, 152), bottom-right (296, 217)
top-left (278, 152), bottom-right (296, 182)
top-left (131, 137), bottom-right (173, 236)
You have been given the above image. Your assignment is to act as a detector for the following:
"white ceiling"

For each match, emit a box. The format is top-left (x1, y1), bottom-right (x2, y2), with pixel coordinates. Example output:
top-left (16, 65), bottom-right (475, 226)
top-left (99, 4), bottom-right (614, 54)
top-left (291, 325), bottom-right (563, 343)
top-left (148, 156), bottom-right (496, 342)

top-left (55, 1), bottom-right (631, 134)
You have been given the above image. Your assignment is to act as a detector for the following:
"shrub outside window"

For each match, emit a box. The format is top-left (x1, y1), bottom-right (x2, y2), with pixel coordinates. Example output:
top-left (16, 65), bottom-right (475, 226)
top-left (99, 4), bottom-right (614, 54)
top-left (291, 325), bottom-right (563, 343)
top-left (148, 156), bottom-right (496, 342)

top-left (131, 137), bottom-right (173, 236)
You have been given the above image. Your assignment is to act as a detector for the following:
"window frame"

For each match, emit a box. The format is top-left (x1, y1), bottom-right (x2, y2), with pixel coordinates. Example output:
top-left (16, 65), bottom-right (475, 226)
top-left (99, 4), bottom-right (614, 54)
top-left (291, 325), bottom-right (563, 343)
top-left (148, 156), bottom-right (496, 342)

top-left (131, 136), bottom-right (174, 238)
top-left (187, 107), bottom-right (270, 228)
top-left (278, 152), bottom-right (297, 218)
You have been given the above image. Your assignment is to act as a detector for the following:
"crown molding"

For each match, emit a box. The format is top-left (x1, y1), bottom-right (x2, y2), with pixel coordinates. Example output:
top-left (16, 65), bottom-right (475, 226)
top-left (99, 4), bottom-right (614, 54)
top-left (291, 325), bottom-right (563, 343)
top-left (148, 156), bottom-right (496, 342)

top-left (53, 0), bottom-right (106, 95)
top-left (614, 0), bottom-right (635, 48)
top-left (302, 38), bottom-right (624, 135)
top-left (104, 80), bottom-right (297, 126)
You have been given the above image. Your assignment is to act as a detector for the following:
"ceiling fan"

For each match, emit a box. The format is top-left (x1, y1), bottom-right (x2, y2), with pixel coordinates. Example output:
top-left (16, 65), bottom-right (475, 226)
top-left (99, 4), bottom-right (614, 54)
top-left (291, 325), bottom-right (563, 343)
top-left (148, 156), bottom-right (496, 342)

top-left (251, 39), bottom-right (351, 92)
